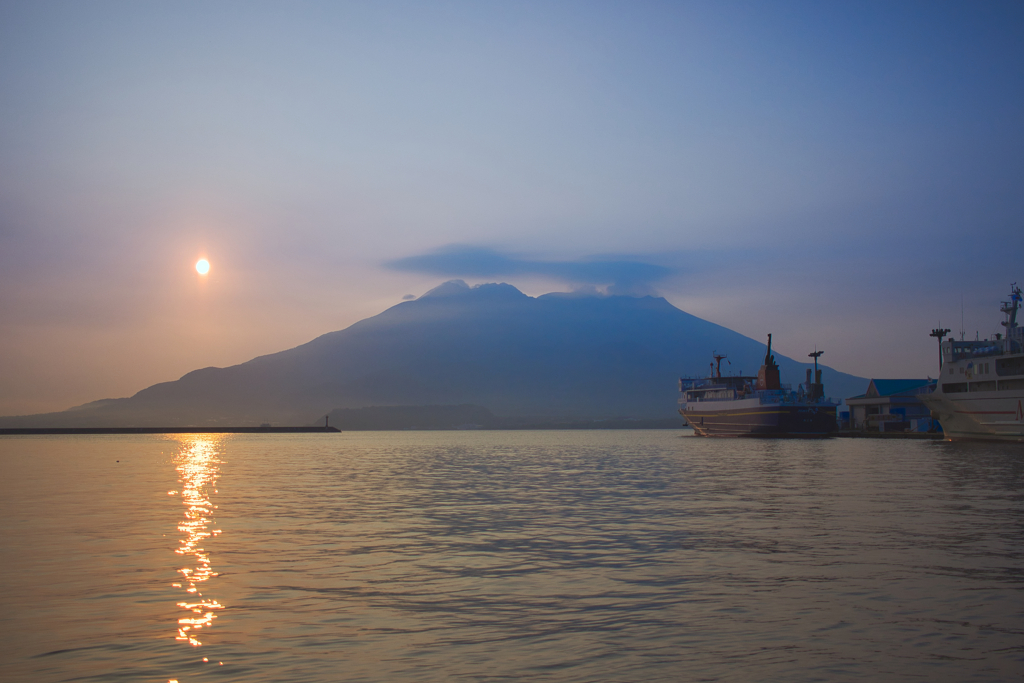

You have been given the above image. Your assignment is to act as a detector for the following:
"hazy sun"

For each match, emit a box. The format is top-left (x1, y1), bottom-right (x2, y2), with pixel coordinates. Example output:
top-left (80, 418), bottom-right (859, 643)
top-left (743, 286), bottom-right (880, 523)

top-left (196, 259), bottom-right (210, 275)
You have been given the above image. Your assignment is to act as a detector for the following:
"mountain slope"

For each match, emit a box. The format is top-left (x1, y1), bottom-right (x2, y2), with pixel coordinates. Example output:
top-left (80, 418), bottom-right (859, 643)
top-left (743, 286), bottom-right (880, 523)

top-left (1, 281), bottom-right (866, 427)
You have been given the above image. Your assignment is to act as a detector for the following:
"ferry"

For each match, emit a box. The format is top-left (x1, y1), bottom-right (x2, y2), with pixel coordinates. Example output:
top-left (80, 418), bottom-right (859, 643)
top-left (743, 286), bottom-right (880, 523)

top-left (679, 335), bottom-right (838, 437)
top-left (919, 284), bottom-right (1024, 442)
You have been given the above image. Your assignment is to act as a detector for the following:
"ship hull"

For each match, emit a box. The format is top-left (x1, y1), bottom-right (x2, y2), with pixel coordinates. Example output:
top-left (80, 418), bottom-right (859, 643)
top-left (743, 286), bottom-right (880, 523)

top-left (920, 391), bottom-right (1024, 442)
top-left (680, 403), bottom-right (838, 438)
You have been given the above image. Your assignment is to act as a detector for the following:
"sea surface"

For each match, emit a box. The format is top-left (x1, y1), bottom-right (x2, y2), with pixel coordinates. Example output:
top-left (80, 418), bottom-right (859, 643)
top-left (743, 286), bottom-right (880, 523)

top-left (1, 430), bottom-right (1022, 682)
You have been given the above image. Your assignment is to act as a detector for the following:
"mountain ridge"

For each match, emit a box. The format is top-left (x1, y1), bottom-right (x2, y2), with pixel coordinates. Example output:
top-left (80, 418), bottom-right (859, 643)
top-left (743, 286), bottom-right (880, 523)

top-left (0, 281), bottom-right (867, 427)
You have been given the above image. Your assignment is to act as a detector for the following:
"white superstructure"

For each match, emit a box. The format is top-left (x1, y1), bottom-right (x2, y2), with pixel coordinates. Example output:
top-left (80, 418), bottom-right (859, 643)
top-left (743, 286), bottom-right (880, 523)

top-left (920, 284), bottom-right (1024, 442)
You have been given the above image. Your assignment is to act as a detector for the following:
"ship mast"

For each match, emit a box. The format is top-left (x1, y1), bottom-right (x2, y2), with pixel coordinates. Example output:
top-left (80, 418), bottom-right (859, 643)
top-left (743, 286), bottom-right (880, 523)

top-left (807, 349), bottom-right (824, 401)
top-left (808, 349), bottom-right (823, 374)
top-left (1001, 283), bottom-right (1021, 331)
top-left (712, 353), bottom-right (727, 379)
top-left (929, 328), bottom-right (950, 368)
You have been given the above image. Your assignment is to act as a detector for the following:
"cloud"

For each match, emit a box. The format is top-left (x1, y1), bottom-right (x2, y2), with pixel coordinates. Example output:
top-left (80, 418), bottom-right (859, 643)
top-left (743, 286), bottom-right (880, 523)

top-left (386, 245), bottom-right (674, 296)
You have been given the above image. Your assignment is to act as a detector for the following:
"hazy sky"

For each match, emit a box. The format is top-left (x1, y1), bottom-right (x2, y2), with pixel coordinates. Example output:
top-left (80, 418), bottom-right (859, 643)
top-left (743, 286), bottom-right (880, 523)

top-left (2, 1), bottom-right (1023, 416)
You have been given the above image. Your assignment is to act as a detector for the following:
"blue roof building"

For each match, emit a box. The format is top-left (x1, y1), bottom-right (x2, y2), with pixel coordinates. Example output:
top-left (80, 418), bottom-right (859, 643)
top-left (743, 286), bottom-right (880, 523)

top-left (846, 379), bottom-right (936, 431)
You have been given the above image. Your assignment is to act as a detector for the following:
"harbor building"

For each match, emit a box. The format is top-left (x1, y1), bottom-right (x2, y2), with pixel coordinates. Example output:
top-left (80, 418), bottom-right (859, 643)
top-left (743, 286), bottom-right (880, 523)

top-left (846, 379), bottom-right (936, 432)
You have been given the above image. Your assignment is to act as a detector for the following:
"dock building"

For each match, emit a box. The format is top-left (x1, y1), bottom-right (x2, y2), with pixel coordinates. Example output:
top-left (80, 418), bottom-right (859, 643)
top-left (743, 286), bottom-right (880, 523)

top-left (846, 379), bottom-right (936, 432)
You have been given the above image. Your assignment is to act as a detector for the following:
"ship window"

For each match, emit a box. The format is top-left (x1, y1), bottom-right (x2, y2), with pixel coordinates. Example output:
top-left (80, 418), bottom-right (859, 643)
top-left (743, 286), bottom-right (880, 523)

top-left (996, 357), bottom-right (1024, 376)
top-left (998, 378), bottom-right (1024, 391)
top-left (949, 368), bottom-right (954, 375)
top-left (942, 382), bottom-right (968, 393)
top-left (969, 381), bottom-right (996, 392)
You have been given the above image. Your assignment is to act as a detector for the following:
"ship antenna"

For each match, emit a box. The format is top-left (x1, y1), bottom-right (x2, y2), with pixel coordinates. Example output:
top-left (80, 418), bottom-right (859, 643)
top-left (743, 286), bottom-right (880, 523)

top-left (960, 293), bottom-right (965, 341)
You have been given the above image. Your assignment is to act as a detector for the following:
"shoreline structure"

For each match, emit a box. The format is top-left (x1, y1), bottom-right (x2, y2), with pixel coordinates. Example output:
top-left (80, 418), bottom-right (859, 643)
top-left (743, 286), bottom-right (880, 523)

top-left (0, 426), bottom-right (340, 435)
top-left (0, 425), bottom-right (940, 438)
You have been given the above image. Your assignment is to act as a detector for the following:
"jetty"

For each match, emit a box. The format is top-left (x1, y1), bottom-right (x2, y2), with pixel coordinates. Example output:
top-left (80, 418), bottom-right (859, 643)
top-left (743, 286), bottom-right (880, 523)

top-left (0, 426), bottom-right (340, 435)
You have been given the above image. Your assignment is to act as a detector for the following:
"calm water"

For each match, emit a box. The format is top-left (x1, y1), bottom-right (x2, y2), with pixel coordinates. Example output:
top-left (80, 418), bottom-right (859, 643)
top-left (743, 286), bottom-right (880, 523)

top-left (1, 431), bottom-right (1022, 682)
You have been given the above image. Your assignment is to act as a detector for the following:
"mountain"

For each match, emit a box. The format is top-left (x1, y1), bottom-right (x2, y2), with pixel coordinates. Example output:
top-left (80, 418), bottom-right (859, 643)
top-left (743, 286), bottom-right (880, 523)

top-left (0, 281), bottom-right (867, 427)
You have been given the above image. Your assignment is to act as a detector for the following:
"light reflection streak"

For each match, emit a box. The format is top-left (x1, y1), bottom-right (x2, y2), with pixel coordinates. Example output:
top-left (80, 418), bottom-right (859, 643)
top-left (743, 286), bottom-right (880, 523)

top-left (169, 436), bottom-right (225, 647)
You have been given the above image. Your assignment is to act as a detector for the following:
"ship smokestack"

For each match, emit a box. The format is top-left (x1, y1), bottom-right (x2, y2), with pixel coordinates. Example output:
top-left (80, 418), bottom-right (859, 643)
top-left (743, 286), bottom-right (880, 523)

top-left (756, 334), bottom-right (781, 390)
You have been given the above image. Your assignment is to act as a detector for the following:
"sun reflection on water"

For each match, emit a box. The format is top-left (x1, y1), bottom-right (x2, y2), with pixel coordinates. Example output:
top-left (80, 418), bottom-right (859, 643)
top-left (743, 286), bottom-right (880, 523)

top-left (169, 436), bottom-right (225, 647)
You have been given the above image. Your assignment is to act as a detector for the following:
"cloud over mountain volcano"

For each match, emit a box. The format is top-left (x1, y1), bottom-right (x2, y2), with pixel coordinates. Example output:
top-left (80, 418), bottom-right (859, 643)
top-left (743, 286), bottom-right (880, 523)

top-left (387, 246), bottom-right (674, 296)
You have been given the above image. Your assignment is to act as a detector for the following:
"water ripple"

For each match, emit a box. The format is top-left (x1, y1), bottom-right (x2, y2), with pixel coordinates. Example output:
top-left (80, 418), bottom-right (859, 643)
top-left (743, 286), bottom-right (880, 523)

top-left (2, 431), bottom-right (1023, 682)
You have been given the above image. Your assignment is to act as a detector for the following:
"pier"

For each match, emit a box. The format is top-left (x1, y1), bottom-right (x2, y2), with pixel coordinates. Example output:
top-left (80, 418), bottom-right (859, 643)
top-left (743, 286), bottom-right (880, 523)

top-left (0, 426), bottom-right (341, 435)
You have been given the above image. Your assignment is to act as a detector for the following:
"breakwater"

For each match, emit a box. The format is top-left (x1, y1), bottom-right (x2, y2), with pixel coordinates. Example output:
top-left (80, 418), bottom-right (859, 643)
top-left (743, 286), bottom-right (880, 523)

top-left (0, 426), bottom-right (340, 435)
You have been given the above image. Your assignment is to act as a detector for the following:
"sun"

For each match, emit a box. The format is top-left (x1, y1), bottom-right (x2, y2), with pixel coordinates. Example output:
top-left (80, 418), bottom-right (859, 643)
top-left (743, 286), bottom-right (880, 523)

top-left (196, 259), bottom-right (210, 275)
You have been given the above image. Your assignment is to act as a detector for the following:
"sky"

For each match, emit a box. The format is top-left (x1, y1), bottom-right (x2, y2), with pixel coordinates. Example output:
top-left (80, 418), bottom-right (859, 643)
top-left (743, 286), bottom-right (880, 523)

top-left (1, 1), bottom-right (1023, 416)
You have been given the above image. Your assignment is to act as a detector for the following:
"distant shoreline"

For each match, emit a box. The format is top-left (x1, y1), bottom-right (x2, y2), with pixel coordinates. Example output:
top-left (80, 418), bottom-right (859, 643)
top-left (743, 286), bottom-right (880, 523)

top-left (0, 426), bottom-right (341, 435)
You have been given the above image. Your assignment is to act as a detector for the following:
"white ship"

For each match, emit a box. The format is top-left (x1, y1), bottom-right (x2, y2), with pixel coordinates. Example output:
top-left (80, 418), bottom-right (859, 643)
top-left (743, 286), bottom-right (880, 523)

top-left (920, 284), bottom-right (1024, 442)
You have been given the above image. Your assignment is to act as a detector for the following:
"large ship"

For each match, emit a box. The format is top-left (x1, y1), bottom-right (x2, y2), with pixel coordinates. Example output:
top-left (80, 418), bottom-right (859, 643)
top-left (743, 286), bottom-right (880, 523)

top-left (919, 284), bottom-right (1024, 442)
top-left (679, 335), bottom-right (839, 437)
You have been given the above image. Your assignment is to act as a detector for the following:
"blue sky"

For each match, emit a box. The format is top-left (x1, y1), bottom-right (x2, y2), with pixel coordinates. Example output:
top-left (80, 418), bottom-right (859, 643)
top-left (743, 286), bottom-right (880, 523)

top-left (1, 1), bottom-right (1022, 415)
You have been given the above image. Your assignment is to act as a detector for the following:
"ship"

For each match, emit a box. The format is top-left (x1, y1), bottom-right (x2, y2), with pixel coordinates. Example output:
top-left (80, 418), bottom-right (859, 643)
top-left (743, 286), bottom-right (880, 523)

top-left (678, 334), bottom-right (839, 437)
top-left (919, 284), bottom-right (1024, 442)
